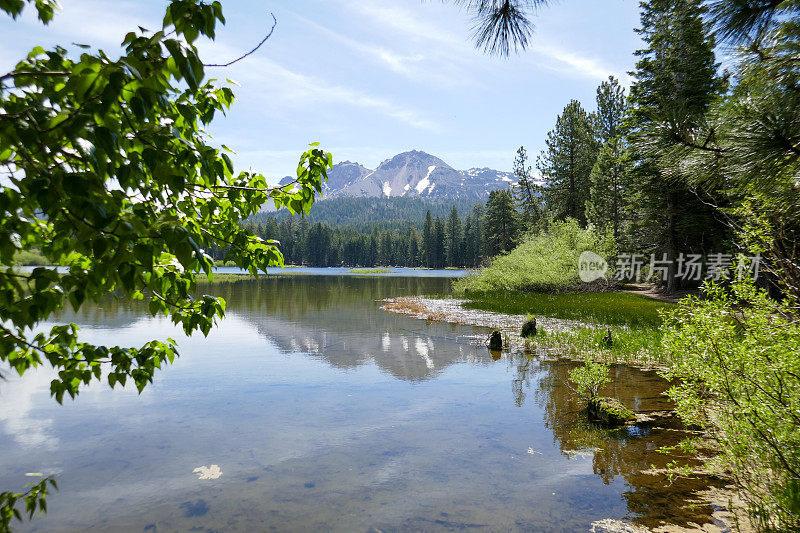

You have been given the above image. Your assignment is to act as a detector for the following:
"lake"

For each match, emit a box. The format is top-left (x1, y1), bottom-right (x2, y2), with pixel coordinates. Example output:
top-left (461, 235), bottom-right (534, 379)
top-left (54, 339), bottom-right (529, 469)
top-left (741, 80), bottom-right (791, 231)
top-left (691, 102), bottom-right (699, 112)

top-left (0, 273), bottom-right (721, 532)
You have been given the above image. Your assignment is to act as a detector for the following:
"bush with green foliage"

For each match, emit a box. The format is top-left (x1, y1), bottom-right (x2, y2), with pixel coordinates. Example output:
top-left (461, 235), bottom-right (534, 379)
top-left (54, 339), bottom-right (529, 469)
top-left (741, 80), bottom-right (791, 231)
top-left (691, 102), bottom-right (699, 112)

top-left (455, 218), bottom-right (615, 293)
top-left (1, 0), bottom-right (331, 403)
top-left (1, 1), bottom-right (331, 527)
top-left (569, 357), bottom-right (611, 399)
top-left (662, 280), bottom-right (800, 531)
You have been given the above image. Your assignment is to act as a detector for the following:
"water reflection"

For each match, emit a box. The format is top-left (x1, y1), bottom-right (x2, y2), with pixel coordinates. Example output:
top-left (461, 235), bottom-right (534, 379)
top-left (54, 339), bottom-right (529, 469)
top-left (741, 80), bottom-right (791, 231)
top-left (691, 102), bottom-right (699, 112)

top-left (54, 276), bottom-right (494, 382)
top-left (0, 367), bottom-right (59, 450)
top-left (0, 275), bottom-right (725, 532)
top-left (510, 352), bottom-right (724, 529)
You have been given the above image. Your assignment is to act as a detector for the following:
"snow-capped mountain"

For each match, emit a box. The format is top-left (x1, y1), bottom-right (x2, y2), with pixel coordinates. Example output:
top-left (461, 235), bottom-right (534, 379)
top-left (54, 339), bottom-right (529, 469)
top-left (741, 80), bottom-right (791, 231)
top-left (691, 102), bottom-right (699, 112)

top-left (278, 160), bottom-right (371, 195)
top-left (289, 150), bottom-right (514, 200)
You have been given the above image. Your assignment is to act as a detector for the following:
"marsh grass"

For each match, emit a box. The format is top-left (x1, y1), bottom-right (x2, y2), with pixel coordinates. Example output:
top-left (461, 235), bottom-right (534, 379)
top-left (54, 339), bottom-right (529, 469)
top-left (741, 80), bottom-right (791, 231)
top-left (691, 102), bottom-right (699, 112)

top-left (461, 290), bottom-right (672, 364)
top-left (348, 268), bottom-right (393, 274)
top-left (464, 291), bottom-right (673, 328)
top-left (196, 273), bottom-right (259, 283)
top-left (526, 326), bottom-right (667, 365)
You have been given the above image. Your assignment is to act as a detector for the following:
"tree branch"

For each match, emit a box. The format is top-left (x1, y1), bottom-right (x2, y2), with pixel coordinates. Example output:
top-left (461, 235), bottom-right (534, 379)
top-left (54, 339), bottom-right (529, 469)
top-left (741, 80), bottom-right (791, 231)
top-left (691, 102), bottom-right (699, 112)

top-left (0, 70), bottom-right (70, 83)
top-left (204, 13), bottom-right (277, 68)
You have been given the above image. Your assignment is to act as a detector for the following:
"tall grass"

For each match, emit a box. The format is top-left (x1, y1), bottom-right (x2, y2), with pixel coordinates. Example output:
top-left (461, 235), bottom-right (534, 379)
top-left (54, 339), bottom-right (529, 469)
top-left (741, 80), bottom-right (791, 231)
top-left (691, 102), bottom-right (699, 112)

top-left (526, 326), bottom-right (667, 365)
top-left (464, 291), bottom-right (673, 328)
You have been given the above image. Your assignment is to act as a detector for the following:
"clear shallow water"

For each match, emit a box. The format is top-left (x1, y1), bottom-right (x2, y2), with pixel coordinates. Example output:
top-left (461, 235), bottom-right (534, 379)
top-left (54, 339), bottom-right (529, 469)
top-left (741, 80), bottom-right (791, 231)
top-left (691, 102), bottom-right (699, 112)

top-left (0, 274), bottom-right (720, 532)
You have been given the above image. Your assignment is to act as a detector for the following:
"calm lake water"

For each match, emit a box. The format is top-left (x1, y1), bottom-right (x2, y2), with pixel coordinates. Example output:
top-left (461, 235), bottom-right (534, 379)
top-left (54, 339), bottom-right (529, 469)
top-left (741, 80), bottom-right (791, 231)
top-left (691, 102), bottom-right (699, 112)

top-left (1, 274), bottom-right (722, 532)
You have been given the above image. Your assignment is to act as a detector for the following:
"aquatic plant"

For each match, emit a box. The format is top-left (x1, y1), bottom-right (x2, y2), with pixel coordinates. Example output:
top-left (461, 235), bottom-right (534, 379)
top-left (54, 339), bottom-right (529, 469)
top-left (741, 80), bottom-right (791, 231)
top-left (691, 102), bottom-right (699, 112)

top-left (569, 358), bottom-right (611, 399)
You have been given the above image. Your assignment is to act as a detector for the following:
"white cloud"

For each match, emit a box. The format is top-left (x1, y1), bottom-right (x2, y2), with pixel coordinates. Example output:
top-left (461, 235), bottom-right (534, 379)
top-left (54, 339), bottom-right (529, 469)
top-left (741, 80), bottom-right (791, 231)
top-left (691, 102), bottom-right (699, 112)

top-left (346, 2), bottom-right (468, 50)
top-left (342, 0), bottom-right (624, 82)
top-left (531, 42), bottom-right (622, 81)
top-left (220, 52), bottom-right (441, 132)
top-left (0, 366), bottom-right (59, 451)
top-left (285, 10), bottom-right (426, 78)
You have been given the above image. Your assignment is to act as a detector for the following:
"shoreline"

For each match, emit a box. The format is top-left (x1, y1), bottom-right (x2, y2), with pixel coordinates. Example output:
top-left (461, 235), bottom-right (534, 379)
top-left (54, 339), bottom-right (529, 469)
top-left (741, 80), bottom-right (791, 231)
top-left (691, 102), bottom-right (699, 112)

top-left (380, 294), bottom-right (751, 533)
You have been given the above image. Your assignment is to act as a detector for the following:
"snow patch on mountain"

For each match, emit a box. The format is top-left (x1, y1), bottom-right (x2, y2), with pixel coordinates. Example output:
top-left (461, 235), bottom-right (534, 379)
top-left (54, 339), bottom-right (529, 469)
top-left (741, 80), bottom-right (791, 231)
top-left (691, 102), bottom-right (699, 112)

top-left (416, 165), bottom-right (436, 194)
top-left (314, 152), bottom-right (514, 200)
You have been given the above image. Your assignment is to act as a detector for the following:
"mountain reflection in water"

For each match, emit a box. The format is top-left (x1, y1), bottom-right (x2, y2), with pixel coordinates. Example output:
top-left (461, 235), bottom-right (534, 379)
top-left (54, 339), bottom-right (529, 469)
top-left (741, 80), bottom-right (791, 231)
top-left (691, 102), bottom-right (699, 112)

top-left (0, 274), bottom-right (724, 532)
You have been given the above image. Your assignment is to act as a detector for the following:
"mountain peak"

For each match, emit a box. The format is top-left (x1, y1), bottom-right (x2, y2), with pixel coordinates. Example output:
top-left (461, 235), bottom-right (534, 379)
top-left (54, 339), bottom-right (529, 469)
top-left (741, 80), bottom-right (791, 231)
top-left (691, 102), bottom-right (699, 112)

top-left (322, 150), bottom-right (510, 200)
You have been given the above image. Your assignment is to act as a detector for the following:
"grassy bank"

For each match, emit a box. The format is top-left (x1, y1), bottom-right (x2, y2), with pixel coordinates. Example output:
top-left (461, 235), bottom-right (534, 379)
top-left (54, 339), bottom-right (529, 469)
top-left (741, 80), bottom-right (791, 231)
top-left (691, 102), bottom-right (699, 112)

top-left (452, 221), bottom-right (669, 364)
top-left (464, 291), bottom-right (672, 328)
top-left (525, 324), bottom-right (667, 364)
top-left (195, 273), bottom-right (259, 283)
top-left (461, 290), bottom-right (671, 365)
top-left (348, 267), bottom-right (392, 274)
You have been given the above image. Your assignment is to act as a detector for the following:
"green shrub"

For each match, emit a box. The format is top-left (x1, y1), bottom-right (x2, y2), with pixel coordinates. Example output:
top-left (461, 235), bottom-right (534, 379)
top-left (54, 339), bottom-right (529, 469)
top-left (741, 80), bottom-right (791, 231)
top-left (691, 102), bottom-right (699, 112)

top-left (662, 280), bottom-right (800, 531)
top-left (569, 357), bottom-right (611, 398)
top-left (454, 219), bottom-right (615, 293)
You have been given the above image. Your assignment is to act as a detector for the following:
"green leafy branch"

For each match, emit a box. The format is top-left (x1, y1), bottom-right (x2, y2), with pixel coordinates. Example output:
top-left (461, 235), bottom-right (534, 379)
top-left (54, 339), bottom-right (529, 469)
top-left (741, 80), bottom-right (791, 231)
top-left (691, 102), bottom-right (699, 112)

top-left (0, 475), bottom-right (57, 533)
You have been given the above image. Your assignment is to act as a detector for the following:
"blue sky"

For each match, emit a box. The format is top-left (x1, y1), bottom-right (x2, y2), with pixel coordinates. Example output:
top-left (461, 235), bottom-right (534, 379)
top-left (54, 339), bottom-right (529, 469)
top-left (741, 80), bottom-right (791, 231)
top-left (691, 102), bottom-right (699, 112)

top-left (1, 0), bottom-right (643, 182)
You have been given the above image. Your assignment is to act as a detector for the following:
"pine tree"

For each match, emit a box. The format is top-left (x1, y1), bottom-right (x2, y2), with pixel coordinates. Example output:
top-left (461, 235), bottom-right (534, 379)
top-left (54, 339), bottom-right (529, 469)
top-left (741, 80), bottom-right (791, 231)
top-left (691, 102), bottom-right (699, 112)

top-left (586, 76), bottom-right (629, 240)
top-left (306, 222), bottom-right (331, 267)
top-left (537, 100), bottom-right (598, 224)
top-left (408, 228), bottom-right (420, 266)
top-left (368, 228), bottom-right (379, 266)
top-left (380, 231), bottom-right (393, 265)
top-left (512, 146), bottom-right (542, 231)
top-left (265, 217), bottom-right (280, 243)
top-left (278, 218), bottom-right (295, 264)
top-left (433, 216), bottom-right (446, 268)
top-left (461, 215), bottom-right (474, 267)
top-left (627, 0), bottom-right (729, 293)
top-left (594, 75), bottom-right (626, 145)
top-left (470, 202), bottom-right (486, 266)
top-left (484, 189), bottom-right (520, 256)
top-left (296, 218), bottom-right (310, 265)
top-left (422, 210), bottom-right (434, 268)
top-left (445, 206), bottom-right (462, 267)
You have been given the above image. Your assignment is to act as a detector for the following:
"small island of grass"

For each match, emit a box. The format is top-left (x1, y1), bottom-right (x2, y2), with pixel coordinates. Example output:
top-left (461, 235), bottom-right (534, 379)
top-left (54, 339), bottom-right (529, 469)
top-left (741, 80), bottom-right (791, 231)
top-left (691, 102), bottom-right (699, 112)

top-left (348, 267), bottom-right (393, 274)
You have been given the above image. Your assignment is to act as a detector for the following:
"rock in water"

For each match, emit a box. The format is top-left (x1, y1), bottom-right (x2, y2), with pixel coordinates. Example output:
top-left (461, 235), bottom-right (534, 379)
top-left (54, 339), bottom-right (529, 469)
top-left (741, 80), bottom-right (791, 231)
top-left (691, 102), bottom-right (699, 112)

top-left (587, 397), bottom-right (636, 426)
top-left (521, 317), bottom-right (537, 337)
top-left (489, 330), bottom-right (503, 350)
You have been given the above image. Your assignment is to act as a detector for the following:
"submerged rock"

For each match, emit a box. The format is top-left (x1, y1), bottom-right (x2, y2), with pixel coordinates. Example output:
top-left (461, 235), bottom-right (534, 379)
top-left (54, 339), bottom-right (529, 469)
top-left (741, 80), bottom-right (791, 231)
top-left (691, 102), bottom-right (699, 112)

top-left (521, 317), bottom-right (537, 337)
top-left (590, 518), bottom-right (649, 533)
top-left (588, 396), bottom-right (636, 426)
top-left (489, 330), bottom-right (503, 350)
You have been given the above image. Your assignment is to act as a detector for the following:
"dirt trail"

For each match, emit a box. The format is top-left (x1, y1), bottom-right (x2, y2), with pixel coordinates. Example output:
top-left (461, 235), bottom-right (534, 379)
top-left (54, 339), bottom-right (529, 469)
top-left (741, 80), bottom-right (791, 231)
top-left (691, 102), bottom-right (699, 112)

top-left (621, 283), bottom-right (697, 304)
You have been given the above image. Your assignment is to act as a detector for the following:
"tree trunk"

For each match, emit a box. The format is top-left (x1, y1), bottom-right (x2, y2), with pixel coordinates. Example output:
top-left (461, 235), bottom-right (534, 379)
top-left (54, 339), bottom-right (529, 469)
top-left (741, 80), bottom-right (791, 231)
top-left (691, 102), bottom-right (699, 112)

top-left (665, 192), bottom-right (677, 295)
